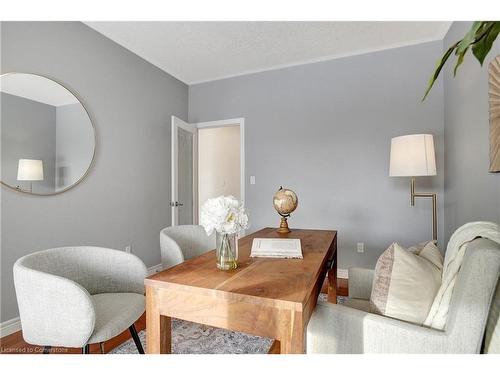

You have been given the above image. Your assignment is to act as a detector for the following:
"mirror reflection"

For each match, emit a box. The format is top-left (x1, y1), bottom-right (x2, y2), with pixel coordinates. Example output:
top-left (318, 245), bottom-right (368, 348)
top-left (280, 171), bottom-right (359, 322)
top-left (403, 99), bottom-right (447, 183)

top-left (1, 73), bottom-right (95, 194)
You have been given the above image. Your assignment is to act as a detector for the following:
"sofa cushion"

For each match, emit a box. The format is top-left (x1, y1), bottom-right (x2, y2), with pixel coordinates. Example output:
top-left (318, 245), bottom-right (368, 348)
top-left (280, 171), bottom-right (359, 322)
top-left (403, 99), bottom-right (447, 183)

top-left (370, 241), bottom-right (443, 324)
top-left (344, 298), bottom-right (371, 312)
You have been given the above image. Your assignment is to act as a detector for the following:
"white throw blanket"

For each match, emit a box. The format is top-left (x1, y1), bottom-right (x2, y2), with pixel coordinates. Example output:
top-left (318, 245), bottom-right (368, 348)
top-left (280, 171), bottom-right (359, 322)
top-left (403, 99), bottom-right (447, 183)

top-left (424, 221), bottom-right (500, 329)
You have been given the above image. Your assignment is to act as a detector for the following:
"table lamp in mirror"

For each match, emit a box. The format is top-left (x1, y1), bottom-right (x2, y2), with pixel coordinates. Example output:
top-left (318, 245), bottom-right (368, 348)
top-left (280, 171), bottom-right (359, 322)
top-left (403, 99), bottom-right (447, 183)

top-left (17, 159), bottom-right (44, 193)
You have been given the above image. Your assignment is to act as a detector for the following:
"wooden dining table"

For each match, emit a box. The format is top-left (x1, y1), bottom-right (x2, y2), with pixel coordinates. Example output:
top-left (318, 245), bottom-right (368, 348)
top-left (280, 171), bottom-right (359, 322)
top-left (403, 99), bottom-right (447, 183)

top-left (144, 227), bottom-right (337, 354)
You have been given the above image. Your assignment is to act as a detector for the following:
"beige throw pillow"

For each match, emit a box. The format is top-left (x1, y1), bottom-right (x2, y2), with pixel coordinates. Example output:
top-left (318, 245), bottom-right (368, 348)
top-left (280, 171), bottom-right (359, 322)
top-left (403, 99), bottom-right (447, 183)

top-left (370, 241), bottom-right (443, 324)
top-left (407, 240), bottom-right (435, 254)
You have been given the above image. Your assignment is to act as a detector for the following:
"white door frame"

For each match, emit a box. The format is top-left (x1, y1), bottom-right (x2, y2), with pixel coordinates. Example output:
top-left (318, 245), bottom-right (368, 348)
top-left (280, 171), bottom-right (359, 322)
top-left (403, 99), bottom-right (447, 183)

top-left (195, 117), bottom-right (245, 222)
top-left (171, 116), bottom-right (245, 226)
top-left (171, 116), bottom-right (197, 226)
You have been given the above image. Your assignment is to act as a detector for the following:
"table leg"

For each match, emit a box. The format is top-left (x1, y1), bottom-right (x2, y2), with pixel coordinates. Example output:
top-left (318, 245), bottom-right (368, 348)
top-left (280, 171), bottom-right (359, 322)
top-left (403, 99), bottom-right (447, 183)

top-left (146, 286), bottom-right (171, 354)
top-left (327, 245), bottom-right (338, 303)
top-left (280, 332), bottom-right (305, 354)
top-left (268, 340), bottom-right (280, 354)
top-left (279, 312), bottom-right (305, 354)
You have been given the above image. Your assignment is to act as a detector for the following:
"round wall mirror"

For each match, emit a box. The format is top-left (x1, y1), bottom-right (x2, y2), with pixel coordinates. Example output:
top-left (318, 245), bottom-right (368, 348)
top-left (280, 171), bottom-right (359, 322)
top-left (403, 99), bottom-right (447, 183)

top-left (1, 73), bottom-right (96, 195)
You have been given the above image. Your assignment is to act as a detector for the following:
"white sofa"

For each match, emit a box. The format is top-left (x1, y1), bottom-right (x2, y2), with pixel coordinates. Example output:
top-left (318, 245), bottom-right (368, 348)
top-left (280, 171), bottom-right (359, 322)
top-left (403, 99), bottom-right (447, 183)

top-left (307, 238), bottom-right (500, 353)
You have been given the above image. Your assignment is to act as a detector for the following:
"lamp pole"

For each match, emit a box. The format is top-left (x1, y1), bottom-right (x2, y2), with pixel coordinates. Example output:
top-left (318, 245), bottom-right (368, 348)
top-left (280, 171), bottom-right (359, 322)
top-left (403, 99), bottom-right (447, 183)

top-left (410, 177), bottom-right (437, 242)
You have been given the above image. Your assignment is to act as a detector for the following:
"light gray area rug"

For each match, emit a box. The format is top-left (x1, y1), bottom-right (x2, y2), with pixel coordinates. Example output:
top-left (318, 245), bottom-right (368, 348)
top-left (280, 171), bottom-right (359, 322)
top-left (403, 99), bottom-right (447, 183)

top-left (111, 294), bottom-right (345, 354)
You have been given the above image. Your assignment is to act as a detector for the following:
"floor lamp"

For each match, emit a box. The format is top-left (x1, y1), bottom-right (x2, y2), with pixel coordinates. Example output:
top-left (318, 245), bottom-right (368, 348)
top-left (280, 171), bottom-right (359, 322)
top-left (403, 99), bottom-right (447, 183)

top-left (389, 134), bottom-right (438, 242)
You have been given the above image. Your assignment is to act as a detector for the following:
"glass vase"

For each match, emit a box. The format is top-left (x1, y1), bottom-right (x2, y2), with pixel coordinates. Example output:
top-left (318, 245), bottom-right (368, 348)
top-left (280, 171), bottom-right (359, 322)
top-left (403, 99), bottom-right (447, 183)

top-left (216, 231), bottom-right (238, 270)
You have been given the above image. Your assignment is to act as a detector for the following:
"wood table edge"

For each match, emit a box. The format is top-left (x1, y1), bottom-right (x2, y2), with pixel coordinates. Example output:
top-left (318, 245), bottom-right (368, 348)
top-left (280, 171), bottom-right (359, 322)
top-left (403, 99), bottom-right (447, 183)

top-left (144, 278), bottom-right (304, 311)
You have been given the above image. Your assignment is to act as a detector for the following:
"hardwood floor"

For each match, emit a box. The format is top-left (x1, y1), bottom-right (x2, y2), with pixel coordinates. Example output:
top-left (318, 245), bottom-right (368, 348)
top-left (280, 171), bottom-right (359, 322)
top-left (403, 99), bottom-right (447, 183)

top-left (0, 278), bottom-right (347, 354)
top-left (0, 315), bottom-right (146, 354)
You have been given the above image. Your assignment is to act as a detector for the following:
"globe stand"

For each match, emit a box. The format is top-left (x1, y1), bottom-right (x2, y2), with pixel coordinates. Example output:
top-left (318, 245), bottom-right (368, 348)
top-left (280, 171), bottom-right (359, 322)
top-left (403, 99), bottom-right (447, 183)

top-left (277, 214), bottom-right (291, 234)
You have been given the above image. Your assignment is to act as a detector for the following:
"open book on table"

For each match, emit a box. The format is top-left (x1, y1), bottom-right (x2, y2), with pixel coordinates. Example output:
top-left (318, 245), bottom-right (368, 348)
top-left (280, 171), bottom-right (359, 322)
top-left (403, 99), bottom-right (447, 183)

top-left (250, 238), bottom-right (303, 259)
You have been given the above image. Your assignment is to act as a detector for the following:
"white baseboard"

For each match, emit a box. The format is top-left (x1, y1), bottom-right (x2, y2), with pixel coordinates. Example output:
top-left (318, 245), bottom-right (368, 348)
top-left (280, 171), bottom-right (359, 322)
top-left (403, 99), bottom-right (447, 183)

top-left (0, 316), bottom-right (21, 338)
top-left (337, 268), bottom-right (349, 279)
top-left (147, 263), bottom-right (163, 275)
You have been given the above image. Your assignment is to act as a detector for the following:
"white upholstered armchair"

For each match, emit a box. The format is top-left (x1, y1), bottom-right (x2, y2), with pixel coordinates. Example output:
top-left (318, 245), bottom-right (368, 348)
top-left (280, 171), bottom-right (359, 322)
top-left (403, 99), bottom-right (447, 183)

top-left (160, 225), bottom-right (215, 269)
top-left (307, 238), bottom-right (500, 353)
top-left (13, 246), bottom-right (147, 353)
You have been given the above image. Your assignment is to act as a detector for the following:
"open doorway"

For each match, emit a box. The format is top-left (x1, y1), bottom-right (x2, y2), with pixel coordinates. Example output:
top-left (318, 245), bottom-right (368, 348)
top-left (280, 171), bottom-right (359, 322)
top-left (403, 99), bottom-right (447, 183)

top-left (171, 116), bottom-right (245, 226)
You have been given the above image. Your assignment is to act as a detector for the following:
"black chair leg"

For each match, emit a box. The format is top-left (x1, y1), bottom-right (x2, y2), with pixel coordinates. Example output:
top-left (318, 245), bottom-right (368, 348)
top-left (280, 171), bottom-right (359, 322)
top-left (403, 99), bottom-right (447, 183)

top-left (43, 346), bottom-right (51, 354)
top-left (129, 324), bottom-right (144, 354)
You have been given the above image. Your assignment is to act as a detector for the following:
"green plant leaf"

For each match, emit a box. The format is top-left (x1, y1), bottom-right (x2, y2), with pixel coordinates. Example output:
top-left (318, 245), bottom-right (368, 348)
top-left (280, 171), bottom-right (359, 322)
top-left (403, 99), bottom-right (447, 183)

top-left (456, 21), bottom-right (483, 55)
top-left (422, 42), bottom-right (458, 101)
top-left (422, 21), bottom-right (500, 101)
top-left (453, 22), bottom-right (487, 76)
top-left (453, 47), bottom-right (468, 76)
top-left (423, 21), bottom-right (500, 101)
top-left (472, 22), bottom-right (500, 65)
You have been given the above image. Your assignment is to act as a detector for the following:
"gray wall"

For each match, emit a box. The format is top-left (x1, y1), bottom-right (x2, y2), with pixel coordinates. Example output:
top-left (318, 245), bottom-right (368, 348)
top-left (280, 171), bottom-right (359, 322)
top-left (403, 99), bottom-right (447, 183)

top-left (189, 41), bottom-right (445, 270)
top-left (1, 21), bottom-right (188, 321)
top-left (443, 22), bottom-right (500, 243)
top-left (1, 92), bottom-right (57, 194)
top-left (55, 103), bottom-right (94, 190)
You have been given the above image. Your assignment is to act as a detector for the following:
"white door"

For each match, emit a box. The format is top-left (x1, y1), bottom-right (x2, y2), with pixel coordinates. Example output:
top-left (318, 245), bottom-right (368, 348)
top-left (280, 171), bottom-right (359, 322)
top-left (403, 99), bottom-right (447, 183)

top-left (171, 116), bottom-right (197, 226)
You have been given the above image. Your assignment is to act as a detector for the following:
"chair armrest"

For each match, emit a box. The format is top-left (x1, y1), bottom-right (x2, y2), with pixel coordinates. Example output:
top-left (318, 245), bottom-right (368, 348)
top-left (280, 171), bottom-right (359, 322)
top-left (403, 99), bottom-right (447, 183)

top-left (348, 267), bottom-right (374, 300)
top-left (307, 302), bottom-right (448, 353)
top-left (13, 263), bottom-right (95, 348)
top-left (160, 232), bottom-right (185, 269)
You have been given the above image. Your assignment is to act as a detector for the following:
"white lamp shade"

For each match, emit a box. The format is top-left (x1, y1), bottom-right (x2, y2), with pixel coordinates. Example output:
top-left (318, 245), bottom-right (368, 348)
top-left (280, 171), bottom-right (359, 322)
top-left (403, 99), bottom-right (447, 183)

top-left (389, 134), bottom-right (436, 177)
top-left (17, 159), bottom-right (44, 181)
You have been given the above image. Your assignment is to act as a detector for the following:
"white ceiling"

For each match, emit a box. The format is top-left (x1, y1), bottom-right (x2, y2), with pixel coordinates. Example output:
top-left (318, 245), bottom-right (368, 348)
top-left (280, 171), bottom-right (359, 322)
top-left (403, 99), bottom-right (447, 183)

top-left (85, 21), bottom-right (451, 85)
top-left (1, 73), bottom-right (79, 106)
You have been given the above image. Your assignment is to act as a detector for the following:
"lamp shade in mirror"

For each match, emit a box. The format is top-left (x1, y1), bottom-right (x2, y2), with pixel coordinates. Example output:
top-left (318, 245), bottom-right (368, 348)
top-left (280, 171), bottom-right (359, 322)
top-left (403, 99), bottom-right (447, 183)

top-left (17, 159), bottom-right (44, 181)
top-left (389, 134), bottom-right (436, 177)
top-left (1, 73), bottom-right (96, 195)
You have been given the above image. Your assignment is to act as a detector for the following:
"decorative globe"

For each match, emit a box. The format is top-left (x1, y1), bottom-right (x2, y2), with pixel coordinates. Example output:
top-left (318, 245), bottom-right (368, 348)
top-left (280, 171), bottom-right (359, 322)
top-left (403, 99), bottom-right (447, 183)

top-left (273, 186), bottom-right (298, 217)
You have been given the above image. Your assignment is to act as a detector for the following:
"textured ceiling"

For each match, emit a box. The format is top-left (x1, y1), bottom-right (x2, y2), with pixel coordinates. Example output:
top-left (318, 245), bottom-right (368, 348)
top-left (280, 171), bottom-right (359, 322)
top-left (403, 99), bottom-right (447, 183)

top-left (85, 21), bottom-right (451, 84)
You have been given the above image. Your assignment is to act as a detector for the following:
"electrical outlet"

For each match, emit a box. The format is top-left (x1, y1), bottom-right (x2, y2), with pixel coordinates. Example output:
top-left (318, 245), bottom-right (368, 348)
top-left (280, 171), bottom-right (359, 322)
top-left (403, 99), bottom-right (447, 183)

top-left (357, 242), bottom-right (364, 253)
top-left (125, 245), bottom-right (131, 253)
top-left (250, 175), bottom-right (256, 185)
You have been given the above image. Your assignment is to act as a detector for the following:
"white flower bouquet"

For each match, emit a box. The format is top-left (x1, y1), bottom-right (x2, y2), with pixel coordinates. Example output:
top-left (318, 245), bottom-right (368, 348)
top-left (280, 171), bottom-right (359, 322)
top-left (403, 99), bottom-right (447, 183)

top-left (200, 195), bottom-right (248, 235)
top-left (200, 196), bottom-right (248, 270)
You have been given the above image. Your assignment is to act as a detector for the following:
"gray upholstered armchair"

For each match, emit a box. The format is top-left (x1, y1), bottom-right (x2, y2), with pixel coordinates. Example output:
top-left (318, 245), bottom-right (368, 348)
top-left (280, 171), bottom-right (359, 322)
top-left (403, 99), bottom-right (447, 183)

top-left (13, 246), bottom-right (147, 354)
top-left (160, 225), bottom-right (215, 269)
top-left (307, 238), bottom-right (500, 353)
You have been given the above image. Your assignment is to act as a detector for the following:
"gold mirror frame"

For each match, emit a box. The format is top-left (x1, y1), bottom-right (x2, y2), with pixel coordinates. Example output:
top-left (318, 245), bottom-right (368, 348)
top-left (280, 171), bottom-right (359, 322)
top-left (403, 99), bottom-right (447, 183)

top-left (0, 72), bottom-right (97, 196)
